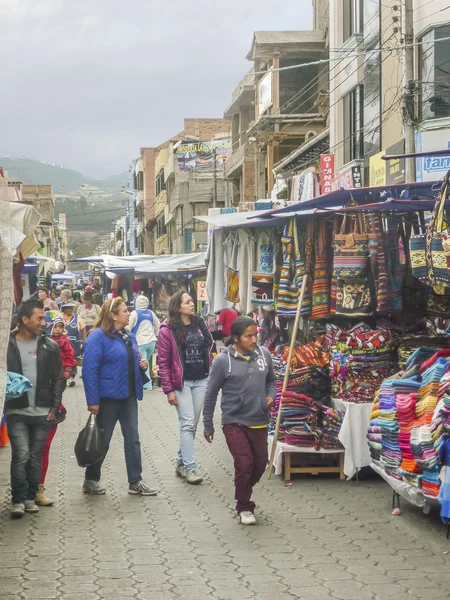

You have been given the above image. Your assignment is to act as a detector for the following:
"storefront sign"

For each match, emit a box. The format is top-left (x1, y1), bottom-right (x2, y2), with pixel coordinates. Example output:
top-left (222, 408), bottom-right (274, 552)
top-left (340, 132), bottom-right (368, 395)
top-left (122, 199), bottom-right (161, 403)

top-left (330, 166), bottom-right (363, 191)
top-left (197, 280), bottom-right (207, 302)
top-left (369, 152), bottom-right (386, 186)
top-left (320, 154), bottom-right (335, 194)
top-left (258, 71), bottom-right (273, 117)
top-left (386, 140), bottom-right (405, 185)
top-left (416, 129), bottom-right (450, 182)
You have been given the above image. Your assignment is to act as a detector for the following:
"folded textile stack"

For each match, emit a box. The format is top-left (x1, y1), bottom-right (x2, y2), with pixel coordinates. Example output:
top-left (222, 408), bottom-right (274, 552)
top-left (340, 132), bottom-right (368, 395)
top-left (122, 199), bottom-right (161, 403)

top-left (378, 379), bottom-right (401, 479)
top-left (398, 335), bottom-right (450, 369)
top-left (320, 407), bottom-right (343, 449)
top-left (396, 392), bottom-right (421, 484)
top-left (367, 389), bottom-right (383, 464)
top-left (326, 323), bottom-right (397, 404)
top-left (431, 371), bottom-right (450, 456)
top-left (273, 391), bottom-right (321, 448)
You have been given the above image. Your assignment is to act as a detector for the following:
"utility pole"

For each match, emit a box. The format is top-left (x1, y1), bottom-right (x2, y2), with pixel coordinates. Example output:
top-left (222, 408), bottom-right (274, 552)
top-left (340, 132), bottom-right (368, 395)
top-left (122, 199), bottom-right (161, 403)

top-left (212, 147), bottom-right (217, 208)
top-left (403, 0), bottom-right (416, 183)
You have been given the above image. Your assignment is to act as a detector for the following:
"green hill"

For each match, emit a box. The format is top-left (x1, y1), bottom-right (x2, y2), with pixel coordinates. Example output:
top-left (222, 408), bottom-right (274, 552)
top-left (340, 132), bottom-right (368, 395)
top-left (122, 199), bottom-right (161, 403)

top-left (0, 157), bottom-right (128, 194)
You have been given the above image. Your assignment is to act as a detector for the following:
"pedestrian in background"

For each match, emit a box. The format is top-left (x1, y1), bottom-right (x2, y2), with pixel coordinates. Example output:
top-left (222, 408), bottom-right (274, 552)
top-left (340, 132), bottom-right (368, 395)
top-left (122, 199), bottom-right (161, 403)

top-left (72, 291), bottom-right (82, 308)
top-left (35, 317), bottom-right (73, 506)
top-left (38, 287), bottom-right (58, 311)
top-left (57, 288), bottom-right (71, 309)
top-left (61, 301), bottom-right (85, 386)
top-left (93, 292), bottom-right (103, 307)
top-left (77, 291), bottom-right (101, 333)
top-left (218, 305), bottom-right (239, 339)
top-left (6, 299), bottom-right (63, 517)
top-left (81, 297), bottom-right (156, 497)
top-left (129, 295), bottom-right (160, 391)
top-left (157, 290), bottom-right (213, 485)
top-left (203, 316), bottom-right (276, 525)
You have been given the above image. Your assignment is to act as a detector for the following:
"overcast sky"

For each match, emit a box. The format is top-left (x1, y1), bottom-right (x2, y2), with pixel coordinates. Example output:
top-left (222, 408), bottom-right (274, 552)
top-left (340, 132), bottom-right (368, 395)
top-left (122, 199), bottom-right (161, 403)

top-left (0, 0), bottom-right (312, 178)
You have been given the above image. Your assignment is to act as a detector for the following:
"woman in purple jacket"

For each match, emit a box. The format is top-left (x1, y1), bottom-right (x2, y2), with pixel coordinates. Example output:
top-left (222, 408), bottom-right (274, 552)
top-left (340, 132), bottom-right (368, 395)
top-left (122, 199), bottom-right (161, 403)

top-left (157, 290), bottom-right (213, 485)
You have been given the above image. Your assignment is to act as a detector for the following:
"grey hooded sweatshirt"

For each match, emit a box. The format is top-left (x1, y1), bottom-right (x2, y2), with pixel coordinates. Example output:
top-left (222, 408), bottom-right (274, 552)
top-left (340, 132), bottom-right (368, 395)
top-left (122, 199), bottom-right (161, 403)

top-left (203, 345), bottom-right (277, 432)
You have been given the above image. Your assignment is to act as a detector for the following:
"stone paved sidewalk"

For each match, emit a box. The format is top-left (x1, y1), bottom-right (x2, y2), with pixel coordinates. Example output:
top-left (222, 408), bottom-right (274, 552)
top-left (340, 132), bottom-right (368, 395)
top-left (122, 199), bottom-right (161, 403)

top-left (0, 385), bottom-right (449, 600)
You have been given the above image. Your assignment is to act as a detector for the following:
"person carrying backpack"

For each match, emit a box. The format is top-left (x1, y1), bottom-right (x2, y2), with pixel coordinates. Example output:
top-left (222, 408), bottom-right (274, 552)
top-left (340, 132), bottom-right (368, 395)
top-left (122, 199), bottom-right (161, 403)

top-left (128, 295), bottom-right (161, 390)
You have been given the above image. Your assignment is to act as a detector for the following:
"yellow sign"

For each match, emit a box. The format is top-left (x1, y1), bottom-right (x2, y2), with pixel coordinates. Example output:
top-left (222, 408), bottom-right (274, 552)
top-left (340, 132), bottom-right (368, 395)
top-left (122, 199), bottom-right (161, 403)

top-left (369, 151), bottom-right (386, 186)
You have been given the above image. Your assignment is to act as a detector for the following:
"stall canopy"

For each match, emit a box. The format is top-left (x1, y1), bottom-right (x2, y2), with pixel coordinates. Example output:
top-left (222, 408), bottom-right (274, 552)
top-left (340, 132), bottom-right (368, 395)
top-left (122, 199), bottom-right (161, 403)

top-left (251, 180), bottom-right (440, 220)
top-left (52, 270), bottom-right (77, 281)
top-left (72, 252), bottom-right (206, 275)
top-left (194, 210), bottom-right (291, 229)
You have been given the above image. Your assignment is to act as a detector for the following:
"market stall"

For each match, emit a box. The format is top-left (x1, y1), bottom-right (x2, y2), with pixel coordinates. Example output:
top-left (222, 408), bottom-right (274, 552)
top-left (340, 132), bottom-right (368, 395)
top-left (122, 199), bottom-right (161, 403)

top-left (201, 177), bottom-right (450, 485)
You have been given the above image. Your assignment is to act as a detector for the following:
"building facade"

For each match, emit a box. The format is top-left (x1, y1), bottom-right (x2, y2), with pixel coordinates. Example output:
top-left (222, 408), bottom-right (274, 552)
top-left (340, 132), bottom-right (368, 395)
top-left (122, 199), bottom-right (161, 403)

top-left (137, 118), bottom-right (231, 255)
top-left (328, 0), bottom-right (450, 187)
top-left (244, 30), bottom-right (329, 199)
top-left (21, 185), bottom-right (59, 259)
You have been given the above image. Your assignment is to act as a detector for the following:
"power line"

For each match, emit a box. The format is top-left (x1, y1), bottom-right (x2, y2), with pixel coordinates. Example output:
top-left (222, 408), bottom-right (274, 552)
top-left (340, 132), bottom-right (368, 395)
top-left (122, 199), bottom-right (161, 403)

top-left (250, 34), bottom-right (450, 77)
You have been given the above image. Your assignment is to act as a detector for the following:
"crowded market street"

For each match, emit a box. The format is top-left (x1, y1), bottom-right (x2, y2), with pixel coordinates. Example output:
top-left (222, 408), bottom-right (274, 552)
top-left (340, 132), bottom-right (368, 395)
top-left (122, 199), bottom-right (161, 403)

top-left (0, 385), bottom-right (449, 600)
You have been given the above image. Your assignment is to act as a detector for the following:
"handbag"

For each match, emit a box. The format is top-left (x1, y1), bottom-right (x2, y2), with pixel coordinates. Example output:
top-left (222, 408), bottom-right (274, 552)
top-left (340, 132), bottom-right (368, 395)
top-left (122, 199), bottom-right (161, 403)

top-left (410, 173), bottom-right (450, 291)
top-left (427, 289), bottom-right (450, 317)
top-left (333, 213), bottom-right (369, 278)
top-left (335, 278), bottom-right (373, 317)
top-left (74, 414), bottom-right (105, 468)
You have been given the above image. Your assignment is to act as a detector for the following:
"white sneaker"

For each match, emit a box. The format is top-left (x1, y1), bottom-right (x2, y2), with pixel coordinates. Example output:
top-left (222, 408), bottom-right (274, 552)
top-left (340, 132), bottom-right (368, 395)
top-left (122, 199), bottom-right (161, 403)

top-left (24, 500), bottom-right (39, 513)
top-left (11, 503), bottom-right (25, 518)
top-left (239, 511), bottom-right (256, 525)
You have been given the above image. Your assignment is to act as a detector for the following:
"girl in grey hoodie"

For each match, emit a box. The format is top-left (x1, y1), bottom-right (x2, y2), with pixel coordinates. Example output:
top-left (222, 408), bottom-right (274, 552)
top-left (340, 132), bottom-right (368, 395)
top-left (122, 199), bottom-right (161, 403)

top-left (203, 316), bottom-right (276, 525)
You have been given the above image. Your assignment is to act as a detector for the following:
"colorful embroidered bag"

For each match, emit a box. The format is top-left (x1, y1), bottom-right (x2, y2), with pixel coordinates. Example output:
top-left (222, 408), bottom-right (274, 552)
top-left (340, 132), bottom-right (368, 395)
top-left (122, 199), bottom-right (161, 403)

top-left (333, 213), bottom-right (369, 279)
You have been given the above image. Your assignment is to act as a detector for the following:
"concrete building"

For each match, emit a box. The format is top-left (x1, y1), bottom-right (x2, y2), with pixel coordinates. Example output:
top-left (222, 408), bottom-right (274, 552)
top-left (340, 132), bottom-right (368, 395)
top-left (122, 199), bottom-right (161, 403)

top-left (223, 70), bottom-right (257, 206)
top-left (328, 0), bottom-right (450, 187)
top-left (138, 118), bottom-right (231, 256)
top-left (244, 30), bottom-right (329, 199)
top-left (21, 185), bottom-right (59, 259)
top-left (113, 215), bottom-right (127, 256)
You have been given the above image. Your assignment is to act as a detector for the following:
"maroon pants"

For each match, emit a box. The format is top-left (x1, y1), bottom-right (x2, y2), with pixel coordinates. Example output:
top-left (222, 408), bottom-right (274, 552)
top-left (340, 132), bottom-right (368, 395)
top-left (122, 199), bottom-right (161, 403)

top-left (223, 424), bottom-right (268, 513)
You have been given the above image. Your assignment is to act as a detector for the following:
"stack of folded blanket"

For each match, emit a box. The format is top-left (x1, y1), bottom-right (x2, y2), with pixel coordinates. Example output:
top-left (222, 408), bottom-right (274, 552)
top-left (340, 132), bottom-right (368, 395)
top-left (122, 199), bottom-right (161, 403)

top-left (320, 407), bottom-right (343, 450)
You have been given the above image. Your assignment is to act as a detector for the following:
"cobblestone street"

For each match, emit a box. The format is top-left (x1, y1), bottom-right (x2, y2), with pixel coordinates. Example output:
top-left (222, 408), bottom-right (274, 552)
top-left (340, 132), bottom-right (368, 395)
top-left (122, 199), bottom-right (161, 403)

top-left (0, 385), bottom-right (449, 600)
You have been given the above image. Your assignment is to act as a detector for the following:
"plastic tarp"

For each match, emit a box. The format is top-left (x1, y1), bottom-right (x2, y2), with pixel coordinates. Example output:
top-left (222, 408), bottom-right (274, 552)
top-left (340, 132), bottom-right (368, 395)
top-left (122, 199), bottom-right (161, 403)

top-left (251, 181), bottom-right (440, 220)
top-left (73, 253), bottom-right (207, 275)
top-left (194, 210), bottom-right (291, 229)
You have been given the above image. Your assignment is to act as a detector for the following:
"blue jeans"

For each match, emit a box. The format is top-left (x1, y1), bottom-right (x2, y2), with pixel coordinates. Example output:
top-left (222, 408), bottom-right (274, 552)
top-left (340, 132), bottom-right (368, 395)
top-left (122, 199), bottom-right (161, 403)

top-left (85, 397), bottom-right (142, 484)
top-left (175, 379), bottom-right (207, 473)
top-left (138, 341), bottom-right (156, 389)
top-left (7, 414), bottom-right (51, 504)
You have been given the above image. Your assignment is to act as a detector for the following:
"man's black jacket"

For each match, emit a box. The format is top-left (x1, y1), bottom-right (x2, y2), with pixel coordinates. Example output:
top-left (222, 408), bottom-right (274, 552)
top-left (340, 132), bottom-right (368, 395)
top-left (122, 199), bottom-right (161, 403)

top-left (7, 333), bottom-right (64, 414)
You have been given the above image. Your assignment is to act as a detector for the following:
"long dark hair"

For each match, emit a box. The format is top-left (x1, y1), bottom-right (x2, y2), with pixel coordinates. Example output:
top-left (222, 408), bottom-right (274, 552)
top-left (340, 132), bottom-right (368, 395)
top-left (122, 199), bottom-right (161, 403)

top-left (168, 290), bottom-right (203, 348)
top-left (225, 316), bottom-right (257, 347)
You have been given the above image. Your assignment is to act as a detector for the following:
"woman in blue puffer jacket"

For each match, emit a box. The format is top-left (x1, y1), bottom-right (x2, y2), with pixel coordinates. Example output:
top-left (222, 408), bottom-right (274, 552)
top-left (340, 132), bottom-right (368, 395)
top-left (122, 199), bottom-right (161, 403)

top-left (81, 297), bottom-right (157, 497)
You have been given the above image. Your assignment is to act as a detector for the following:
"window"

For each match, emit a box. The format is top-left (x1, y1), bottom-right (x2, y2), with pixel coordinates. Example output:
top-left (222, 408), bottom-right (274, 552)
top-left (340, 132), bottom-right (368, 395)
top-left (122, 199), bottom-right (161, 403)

top-left (420, 25), bottom-right (450, 121)
top-left (156, 217), bottom-right (166, 239)
top-left (136, 171), bottom-right (144, 192)
top-left (363, 51), bottom-right (381, 158)
top-left (363, 0), bottom-right (380, 50)
top-left (343, 0), bottom-right (363, 42)
top-left (343, 86), bottom-right (364, 164)
top-left (155, 169), bottom-right (165, 197)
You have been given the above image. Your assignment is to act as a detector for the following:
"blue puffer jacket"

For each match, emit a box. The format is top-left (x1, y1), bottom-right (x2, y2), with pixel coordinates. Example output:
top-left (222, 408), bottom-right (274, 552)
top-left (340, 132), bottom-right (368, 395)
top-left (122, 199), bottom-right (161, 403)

top-left (82, 328), bottom-right (143, 406)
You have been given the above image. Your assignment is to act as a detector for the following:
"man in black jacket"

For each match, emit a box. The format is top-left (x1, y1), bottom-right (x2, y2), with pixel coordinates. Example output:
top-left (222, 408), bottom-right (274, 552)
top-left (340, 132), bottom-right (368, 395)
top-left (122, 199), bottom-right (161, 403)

top-left (6, 299), bottom-right (63, 518)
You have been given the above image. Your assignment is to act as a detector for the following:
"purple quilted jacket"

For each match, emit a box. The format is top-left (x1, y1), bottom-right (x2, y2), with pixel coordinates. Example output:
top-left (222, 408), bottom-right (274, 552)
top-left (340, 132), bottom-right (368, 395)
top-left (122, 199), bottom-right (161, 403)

top-left (157, 321), bottom-right (213, 394)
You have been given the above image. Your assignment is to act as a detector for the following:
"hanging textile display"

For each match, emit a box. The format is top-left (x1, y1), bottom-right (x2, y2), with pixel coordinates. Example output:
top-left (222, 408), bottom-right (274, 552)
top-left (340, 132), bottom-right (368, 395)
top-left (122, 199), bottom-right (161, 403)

top-left (311, 219), bottom-right (331, 319)
top-left (223, 233), bottom-right (240, 304)
top-left (251, 230), bottom-right (275, 307)
top-left (275, 218), bottom-right (310, 317)
top-left (410, 172), bottom-right (450, 292)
